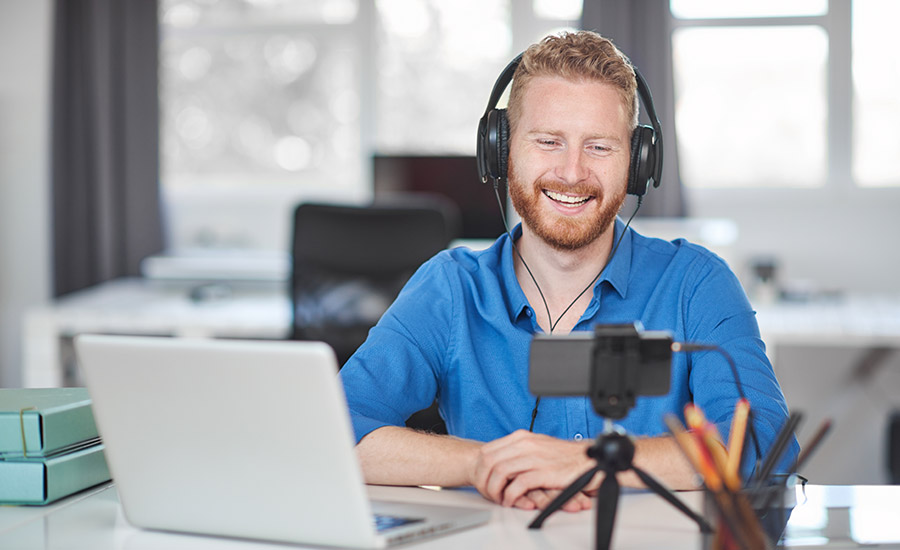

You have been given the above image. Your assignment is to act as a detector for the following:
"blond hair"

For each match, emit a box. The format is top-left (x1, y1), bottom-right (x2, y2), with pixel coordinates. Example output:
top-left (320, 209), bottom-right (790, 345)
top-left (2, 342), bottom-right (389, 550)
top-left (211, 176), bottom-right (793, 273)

top-left (506, 31), bottom-right (638, 135)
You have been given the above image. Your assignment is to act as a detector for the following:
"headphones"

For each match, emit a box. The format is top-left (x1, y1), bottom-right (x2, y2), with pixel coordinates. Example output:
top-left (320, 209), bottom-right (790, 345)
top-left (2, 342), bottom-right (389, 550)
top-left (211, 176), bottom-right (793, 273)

top-left (476, 52), bottom-right (664, 198)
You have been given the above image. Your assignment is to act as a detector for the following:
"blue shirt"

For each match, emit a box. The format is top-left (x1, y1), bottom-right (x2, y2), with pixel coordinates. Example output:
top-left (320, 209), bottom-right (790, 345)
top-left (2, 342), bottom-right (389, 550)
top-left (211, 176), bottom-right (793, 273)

top-left (340, 219), bottom-right (799, 479)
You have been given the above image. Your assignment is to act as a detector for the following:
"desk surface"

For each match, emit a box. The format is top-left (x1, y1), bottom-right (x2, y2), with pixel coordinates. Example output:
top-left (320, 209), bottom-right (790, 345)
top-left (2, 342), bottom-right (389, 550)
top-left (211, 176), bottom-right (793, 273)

top-left (755, 295), bottom-right (900, 348)
top-left (27, 278), bottom-right (292, 339)
top-left (2, 483), bottom-right (899, 550)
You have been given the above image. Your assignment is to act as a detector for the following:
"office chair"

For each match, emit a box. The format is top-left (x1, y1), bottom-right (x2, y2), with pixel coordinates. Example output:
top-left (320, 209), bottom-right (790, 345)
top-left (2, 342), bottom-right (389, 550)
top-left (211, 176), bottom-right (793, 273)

top-left (290, 197), bottom-right (459, 434)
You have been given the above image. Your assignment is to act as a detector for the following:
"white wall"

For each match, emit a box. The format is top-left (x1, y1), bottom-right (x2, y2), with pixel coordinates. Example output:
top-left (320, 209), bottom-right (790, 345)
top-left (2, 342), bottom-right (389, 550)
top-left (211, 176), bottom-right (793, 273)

top-left (0, 0), bottom-right (53, 388)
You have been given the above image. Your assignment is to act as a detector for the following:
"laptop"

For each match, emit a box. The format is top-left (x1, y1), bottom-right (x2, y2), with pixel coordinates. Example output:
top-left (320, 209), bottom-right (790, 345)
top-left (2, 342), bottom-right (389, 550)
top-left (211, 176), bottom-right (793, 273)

top-left (74, 334), bottom-right (490, 548)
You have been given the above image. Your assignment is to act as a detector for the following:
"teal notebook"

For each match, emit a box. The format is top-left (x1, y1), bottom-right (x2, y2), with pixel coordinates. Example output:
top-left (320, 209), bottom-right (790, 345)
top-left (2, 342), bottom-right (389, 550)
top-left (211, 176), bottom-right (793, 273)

top-left (0, 388), bottom-right (99, 458)
top-left (0, 442), bottom-right (111, 505)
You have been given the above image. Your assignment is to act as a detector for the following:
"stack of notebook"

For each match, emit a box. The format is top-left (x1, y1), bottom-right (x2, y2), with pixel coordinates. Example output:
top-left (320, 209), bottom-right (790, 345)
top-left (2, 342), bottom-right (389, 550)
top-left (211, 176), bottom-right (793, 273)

top-left (0, 387), bottom-right (111, 505)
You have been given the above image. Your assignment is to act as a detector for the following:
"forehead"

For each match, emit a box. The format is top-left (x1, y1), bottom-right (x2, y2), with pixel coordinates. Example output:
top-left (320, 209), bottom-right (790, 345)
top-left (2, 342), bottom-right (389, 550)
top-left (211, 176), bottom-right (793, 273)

top-left (516, 76), bottom-right (631, 137)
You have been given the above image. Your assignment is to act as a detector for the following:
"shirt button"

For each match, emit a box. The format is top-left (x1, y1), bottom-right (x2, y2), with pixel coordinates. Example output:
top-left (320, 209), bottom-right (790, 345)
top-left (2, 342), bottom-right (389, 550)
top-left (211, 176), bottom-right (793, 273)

top-left (573, 433), bottom-right (584, 441)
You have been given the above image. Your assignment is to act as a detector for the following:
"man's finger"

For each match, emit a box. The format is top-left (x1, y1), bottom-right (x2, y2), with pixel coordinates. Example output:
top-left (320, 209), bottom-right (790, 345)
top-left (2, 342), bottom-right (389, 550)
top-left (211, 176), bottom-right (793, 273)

top-left (523, 489), bottom-right (553, 510)
top-left (561, 491), bottom-right (594, 512)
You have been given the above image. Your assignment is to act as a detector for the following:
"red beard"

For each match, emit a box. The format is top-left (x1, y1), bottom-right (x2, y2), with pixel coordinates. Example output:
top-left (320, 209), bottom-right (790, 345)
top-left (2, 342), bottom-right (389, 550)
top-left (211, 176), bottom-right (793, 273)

top-left (508, 162), bottom-right (626, 251)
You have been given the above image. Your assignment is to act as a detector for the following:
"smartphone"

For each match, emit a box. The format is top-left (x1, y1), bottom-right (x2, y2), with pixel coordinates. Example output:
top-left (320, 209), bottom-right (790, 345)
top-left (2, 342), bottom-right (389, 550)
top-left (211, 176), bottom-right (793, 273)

top-left (528, 323), bottom-right (672, 399)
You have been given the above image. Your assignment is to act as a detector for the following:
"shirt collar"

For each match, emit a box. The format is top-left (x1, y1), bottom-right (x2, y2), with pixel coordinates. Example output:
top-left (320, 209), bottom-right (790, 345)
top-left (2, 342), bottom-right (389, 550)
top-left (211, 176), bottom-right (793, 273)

top-left (497, 218), bottom-right (634, 323)
top-left (597, 217), bottom-right (632, 300)
top-left (496, 224), bottom-right (533, 324)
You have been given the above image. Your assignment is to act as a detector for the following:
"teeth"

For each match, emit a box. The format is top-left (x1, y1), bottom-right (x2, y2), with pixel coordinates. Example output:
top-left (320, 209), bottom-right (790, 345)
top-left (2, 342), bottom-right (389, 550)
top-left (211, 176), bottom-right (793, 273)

top-left (544, 189), bottom-right (590, 206)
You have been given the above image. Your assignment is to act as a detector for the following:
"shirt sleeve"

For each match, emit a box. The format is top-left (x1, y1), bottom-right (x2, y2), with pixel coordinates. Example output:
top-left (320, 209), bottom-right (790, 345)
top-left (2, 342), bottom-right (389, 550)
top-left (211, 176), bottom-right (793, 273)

top-left (682, 252), bottom-right (800, 481)
top-left (338, 254), bottom-right (455, 443)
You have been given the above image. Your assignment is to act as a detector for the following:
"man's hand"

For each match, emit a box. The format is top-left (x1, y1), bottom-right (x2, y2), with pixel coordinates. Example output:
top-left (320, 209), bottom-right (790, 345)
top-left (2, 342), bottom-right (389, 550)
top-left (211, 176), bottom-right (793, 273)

top-left (470, 430), bottom-right (598, 510)
top-left (515, 488), bottom-right (596, 512)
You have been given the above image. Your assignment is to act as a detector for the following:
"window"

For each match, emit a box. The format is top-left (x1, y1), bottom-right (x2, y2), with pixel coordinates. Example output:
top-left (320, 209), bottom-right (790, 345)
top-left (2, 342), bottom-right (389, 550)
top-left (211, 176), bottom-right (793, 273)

top-left (852, 0), bottom-right (900, 187)
top-left (160, 0), bottom-right (363, 190)
top-left (670, 0), bottom-right (900, 189)
top-left (670, 0), bottom-right (826, 19)
top-left (373, 0), bottom-right (511, 154)
top-left (158, 0), bottom-right (582, 252)
top-left (159, 0), bottom-right (366, 251)
top-left (672, 25), bottom-right (827, 188)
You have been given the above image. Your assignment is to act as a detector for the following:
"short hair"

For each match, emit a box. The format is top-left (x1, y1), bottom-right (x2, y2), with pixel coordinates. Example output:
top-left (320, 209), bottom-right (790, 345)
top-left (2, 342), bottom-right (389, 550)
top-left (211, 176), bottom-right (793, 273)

top-left (506, 31), bottom-right (638, 135)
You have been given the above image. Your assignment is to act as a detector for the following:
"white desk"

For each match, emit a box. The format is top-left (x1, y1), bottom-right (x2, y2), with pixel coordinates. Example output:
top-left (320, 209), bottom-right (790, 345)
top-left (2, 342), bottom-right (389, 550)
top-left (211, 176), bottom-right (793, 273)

top-left (21, 278), bottom-right (292, 387)
top-left (21, 275), bottom-right (900, 389)
top-left (756, 295), bottom-right (900, 350)
top-left (2, 483), bottom-right (899, 549)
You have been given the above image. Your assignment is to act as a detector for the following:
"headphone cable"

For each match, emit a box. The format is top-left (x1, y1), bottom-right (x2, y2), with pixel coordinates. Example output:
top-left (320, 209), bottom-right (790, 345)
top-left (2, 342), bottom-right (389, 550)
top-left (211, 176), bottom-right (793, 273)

top-left (670, 342), bottom-right (764, 473)
top-left (491, 184), bottom-right (643, 431)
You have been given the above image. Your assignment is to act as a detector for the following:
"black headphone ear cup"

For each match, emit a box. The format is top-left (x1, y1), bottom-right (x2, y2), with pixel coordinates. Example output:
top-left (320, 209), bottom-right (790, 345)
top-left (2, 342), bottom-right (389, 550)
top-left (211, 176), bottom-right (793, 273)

top-left (628, 125), bottom-right (655, 196)
top-left (477, 54), bottom-right (521, 185)
top-left (496, 109), bottom-right (509, 182)
top-left (476, 114), bottom-right (491, 183)
top-left (479, 108), bottom-right (509, 183)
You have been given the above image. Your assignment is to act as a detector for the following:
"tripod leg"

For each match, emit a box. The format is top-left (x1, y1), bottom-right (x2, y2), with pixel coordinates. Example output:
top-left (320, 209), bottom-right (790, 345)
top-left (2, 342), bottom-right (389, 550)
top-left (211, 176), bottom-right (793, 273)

top-left (632, 466), bottom-right (713, 533)
top-left (528, 466), bottom-right (600, 529)
top-left (595, 471), bottom-right (620, 550)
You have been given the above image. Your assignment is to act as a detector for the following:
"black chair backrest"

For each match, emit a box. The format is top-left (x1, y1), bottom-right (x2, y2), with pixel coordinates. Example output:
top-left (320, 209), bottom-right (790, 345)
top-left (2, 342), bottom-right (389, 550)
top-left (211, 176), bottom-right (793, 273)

top-left (290, 198), bottom-right (458, 366)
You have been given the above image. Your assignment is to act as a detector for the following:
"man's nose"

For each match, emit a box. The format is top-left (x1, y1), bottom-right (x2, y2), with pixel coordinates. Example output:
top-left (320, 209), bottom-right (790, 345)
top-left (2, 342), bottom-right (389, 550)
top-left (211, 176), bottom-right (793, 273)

top-left (556, 147), bottom-right (590, 184)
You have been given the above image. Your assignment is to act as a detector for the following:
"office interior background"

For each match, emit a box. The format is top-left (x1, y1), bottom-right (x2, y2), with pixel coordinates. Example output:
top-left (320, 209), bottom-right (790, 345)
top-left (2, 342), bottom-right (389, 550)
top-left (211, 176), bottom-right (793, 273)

top-left (1, 0), bottom-right (899, 484)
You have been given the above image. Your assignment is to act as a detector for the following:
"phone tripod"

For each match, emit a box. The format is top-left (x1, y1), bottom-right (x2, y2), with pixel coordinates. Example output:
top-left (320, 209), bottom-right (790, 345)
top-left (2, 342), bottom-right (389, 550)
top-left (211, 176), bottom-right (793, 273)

top-left (528, 421), bottom-right (712, 549)
top-left (527, 324), bottom-right (712, 550)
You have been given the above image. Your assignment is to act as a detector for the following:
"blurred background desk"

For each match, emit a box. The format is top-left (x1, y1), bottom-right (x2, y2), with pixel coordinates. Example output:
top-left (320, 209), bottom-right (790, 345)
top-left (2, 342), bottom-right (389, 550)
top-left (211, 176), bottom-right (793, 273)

top-left (21, 277), bottom-right (291, 387)
top-left (23, 279), bottom-right (900, 388)
top-left (756, 295), bottom-right (900, 350)
top-left (19, 219), bottom-right (739, 388)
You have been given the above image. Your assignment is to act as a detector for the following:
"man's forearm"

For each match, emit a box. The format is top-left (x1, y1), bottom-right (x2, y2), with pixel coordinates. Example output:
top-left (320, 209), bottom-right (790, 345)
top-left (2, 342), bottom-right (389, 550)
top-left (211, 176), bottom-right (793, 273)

top-left (356, 425), bottom-right (482, 488)
top-left (356, 427), bottom-right (699, 502)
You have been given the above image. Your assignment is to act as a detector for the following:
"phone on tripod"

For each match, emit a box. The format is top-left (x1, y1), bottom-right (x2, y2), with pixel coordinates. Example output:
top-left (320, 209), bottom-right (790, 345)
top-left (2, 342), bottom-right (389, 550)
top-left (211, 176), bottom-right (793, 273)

top-left (528, 322), bottom-right (672, 419)
top-left (526, 323), bottom-right (712, 547)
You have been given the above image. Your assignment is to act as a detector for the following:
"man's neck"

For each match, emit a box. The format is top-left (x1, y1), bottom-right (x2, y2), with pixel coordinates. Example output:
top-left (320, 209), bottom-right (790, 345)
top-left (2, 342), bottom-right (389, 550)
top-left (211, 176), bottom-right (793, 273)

top-left (513, 222), bottom-right (617, 334)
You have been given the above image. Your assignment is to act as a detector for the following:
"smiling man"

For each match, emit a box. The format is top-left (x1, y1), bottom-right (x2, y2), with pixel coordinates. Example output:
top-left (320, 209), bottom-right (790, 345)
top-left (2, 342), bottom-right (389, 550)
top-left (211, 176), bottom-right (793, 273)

top-left (339, 31), bottom-right (797, 512)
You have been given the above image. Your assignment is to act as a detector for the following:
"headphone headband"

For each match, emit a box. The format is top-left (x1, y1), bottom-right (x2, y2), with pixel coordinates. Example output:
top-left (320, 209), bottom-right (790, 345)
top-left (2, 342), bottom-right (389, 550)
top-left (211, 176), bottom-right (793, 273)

top-left (481, 54), bottom-right (523, 121)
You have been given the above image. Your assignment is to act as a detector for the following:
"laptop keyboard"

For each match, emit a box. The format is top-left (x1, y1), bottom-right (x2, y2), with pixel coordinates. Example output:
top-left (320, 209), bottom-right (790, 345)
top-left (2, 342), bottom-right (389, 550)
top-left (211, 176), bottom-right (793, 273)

top-left (374, 514), bottom-right (425, 532)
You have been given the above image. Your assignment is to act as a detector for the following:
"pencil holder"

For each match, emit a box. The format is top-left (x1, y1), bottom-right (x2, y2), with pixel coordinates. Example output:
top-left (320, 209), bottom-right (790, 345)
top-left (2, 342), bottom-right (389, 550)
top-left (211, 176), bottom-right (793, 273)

top-left (749, 475), bottom-right (798, 546)
top-left (701, 475), bottom-right (797, 550)
top-left (701, 490), bottom-right (750, 550)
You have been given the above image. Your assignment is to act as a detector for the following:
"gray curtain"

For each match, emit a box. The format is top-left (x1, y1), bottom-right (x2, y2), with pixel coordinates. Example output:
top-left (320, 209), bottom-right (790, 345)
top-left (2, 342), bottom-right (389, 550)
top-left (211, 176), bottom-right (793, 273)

top-left (582, 0), bottom-right (687, 217)
top-left (51, 0), bottom-right (163, 297)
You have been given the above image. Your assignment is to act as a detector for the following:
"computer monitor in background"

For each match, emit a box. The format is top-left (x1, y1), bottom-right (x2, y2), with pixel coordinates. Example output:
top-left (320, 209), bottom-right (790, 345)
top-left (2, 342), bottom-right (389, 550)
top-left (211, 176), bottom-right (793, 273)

top-left (372, 155), bottom-right (507, 240)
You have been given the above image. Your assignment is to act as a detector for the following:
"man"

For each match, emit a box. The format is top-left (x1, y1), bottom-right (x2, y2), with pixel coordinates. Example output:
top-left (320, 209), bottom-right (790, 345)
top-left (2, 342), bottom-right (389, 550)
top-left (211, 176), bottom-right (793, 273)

top-left (339, 31), bottom-right (797, 512)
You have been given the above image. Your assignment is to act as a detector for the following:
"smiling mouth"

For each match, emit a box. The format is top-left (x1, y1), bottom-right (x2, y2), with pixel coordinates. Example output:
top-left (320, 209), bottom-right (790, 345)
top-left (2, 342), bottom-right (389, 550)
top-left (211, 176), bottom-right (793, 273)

top-left (543, 189), bottom-right (593, 207)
